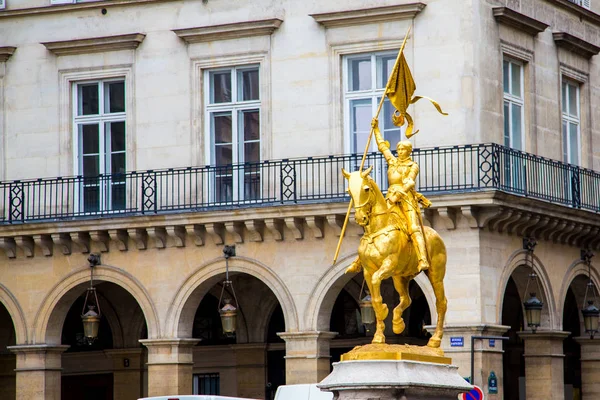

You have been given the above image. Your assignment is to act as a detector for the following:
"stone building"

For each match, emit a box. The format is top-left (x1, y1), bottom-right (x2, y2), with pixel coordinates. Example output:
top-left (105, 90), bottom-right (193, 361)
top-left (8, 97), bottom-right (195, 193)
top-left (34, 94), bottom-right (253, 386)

top-left (0, 0), bottom-right (599, 400)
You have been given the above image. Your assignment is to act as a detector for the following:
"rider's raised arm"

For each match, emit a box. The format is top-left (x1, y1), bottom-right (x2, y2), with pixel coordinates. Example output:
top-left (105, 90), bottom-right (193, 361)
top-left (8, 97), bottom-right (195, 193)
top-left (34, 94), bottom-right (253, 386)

top-left (372, 118), bottom-right (395, 163)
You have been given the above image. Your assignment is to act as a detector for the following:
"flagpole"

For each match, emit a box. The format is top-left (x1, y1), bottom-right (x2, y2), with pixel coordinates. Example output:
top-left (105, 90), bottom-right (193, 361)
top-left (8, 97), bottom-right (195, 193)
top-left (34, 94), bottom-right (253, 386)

top-left (332, 25), bottom-right (412, 264)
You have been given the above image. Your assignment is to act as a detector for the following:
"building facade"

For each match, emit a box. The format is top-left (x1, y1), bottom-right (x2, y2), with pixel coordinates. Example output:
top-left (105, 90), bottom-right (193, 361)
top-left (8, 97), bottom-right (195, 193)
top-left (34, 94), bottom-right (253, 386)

top-left (0, 0), bottom-right (600, 399)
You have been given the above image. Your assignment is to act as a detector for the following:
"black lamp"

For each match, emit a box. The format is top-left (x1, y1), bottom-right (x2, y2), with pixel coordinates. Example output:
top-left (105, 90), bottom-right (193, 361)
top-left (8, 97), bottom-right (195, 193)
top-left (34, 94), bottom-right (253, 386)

top-left (522, 238), bottom-right (543, 333)
top-left (581, 249), bottom-right (599, 339)
top-left (358, 278), bottom-right (375, 326)
top-left (81, 253), bottom-right (102, 344)
top-left (218, 245), bottom-right (239, 336)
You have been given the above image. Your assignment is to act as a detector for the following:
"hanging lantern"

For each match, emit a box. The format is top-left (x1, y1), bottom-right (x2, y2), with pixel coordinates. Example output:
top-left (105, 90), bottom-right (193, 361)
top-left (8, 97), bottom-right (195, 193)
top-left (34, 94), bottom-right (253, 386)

top-left (82, 303), bottom-right (101, 341)
top-left (218, 245), bottom-right (239, 336)
top-left (581, 250), bottom-right (599, 339)
top-left (523, 292), bottom-right (543, 333)
top-left (81, 254), bottom-right (102, 344)
top-left (359, 293), bottom-right (375, 325)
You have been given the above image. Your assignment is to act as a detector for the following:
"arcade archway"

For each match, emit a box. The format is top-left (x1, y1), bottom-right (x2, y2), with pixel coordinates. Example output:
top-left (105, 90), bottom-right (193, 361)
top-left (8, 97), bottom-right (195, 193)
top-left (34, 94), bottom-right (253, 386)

top-left (0, 302), bottom-right (16, 400)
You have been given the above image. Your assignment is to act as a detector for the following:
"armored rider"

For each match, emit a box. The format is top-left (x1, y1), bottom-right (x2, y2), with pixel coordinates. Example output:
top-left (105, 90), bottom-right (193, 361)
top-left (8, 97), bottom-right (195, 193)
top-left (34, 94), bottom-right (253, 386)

top-left (371, 118), bottom-right (431, 273)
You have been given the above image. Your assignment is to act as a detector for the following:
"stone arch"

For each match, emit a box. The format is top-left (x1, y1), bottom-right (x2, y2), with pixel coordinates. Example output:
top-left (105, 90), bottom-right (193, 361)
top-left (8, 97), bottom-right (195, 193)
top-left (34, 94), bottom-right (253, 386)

top-left (0, 283), bottom-right (28, 344)
top-left (558, 260), bottom-right (600, 318)
top-left (305, 252), bottom-right (437, 332)
top-left (33, 265), bottom-right (160, 344)
top-left (166, 256), bottom-right (299, 338)
top-left (497, 249), bottom-right (558, 329)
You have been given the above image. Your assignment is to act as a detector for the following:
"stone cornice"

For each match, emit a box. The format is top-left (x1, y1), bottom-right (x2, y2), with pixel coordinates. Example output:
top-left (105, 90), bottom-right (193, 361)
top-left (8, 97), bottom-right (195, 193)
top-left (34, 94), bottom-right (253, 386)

top-left (42, 33), bottom-right (146, 56)
top-left (492, 7), bottom-right (549, 36)
top-left (0, 46), bottom-right (16, 62)
top-left (310, 3), bottom-right (426, 28)
top-left (172, 18), bottom-right (283, 44)
top-left (548, 0), bottom-right (600, 26)
top-left (0, 0), bottom-right (178, 19)
top-left (553, 32), bottom-right (600, 58)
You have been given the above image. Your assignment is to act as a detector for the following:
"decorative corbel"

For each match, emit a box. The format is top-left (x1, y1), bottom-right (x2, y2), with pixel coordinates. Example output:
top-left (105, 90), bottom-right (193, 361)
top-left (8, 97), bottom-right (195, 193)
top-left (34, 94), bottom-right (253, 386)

top-left (459, 206), bottom-right (479, 229)
top-left (148, 227), bottom-right (167, 249)
top-left (108, 229), bottom-right (128, 251)
top-left (72, 232), bottom-right (90, 253)
top-left (555, 221), bottom-right (576, 243)
top-left (305, 216), bottom-right (324, 238)
top-left (326, 215), bottom-right (343, 237)
top-left (436, 207), bottom-right (457, 230)
top-left (571, 225), bottom-right (592, 246)
top-left (475, 206), bottom-right (504, 229)
top-left (526, 216), bottom-right (549, 238)
top-left (127, 228), bottom-right (148, 250)
top-left (285, 217), bottom-right (304, 240)
top-left (515, 214), bottom-right (540, 237)
top-left (15, 236), bottom-right (34, 257)
top-left (245, 220), bottom-right (264, 242)
top-left (205, 223), bottom-right (225, 245)
top-left (185, 224), bottom-right (205, 246)
top-left (496, 211), bottom-right (522, 233)
top-left (564, 223), bottom-right (583, 245)
top-left (165, 226), bottom-right (186, 247)
top-left (538, 218), bottom-right (559, 240)
top-left (546, 220), bottom-right (566, 241)
top-left (581, 227), bottom-right (600, 249)
top-left (33, 234), bottom-right (53, 256)
top-left (0, 238), bottom-right (16, 259)
top-left (265, 218), bottom-right (284, 241)
top-left (90, 231), bottom-right (110, 253)
top-left (224, 222), bottom-right (244, 244)
top-left (51, 233), bottom-right (72, 255)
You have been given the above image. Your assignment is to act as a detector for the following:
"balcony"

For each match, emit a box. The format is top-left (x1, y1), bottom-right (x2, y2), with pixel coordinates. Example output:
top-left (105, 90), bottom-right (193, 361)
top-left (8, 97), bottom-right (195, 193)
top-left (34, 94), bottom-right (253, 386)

top-left (1, 143), bottom-right (599, 225)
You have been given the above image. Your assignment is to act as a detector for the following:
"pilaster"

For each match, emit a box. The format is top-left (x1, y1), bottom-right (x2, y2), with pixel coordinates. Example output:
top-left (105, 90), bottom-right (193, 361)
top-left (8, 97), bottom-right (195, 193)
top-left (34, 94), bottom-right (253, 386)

top-left (574, 337), bottom-right (600, 400)
top-left (139, 338), bottom-right (199, 397)
top-left (277, 331), bottom-right (337, 384)
top-left (104, 348), bottom-right (143, 400)
top-left (8, 344), bottom-right (69, 400)
top-left (518, 331), bottom-right (569, 400)
top-left (233, 343), bottom-right (267, 399)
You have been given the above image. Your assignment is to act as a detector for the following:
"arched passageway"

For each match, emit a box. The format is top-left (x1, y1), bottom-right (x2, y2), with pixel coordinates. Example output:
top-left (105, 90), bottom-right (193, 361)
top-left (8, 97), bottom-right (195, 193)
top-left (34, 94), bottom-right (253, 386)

top-left (0, 302), bottom-right (16, 400)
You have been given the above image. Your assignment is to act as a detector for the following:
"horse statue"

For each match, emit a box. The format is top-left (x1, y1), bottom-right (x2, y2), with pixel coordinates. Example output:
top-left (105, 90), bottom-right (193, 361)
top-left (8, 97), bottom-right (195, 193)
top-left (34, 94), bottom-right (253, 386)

top-left (342, 166), bottom-right (447, 348)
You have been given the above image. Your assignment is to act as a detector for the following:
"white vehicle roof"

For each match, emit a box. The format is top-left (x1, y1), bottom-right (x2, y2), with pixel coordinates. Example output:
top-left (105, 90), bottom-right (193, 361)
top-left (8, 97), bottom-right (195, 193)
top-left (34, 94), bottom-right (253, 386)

top-left (138, 396), bottom-right (258, 400)
top-left (274, 384), bottom-right (333, 400)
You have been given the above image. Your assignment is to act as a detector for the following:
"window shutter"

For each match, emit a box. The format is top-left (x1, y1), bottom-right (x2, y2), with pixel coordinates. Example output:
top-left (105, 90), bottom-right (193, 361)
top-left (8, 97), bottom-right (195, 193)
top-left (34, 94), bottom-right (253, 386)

top-left (0, 0), bottom-right (5, 10)
top-left (582, 0), bottom-right (591, 9)
top-left (50, 0), bottom-right (74, 4)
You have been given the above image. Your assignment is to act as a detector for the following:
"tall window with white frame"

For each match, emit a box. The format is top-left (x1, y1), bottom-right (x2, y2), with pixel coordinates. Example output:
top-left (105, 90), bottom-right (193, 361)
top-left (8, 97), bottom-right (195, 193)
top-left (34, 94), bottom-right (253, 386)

top-left (74, 79), bottom-right (126, 213)
top-left (561, 79), bottom-right (580, 165)
top-left (205, 65), bottom-right (260, 203)
top-left (503, 59), bottom-right (524, 151)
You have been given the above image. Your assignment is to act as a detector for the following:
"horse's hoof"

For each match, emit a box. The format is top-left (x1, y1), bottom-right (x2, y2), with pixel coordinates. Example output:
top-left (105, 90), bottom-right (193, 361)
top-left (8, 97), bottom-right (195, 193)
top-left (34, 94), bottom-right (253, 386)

top-left (372, 334), bottom-right (386, 344)
top-left (427, 338), bottom-right (441, 348)
top-left (393, 319), bottom-right (405, 335)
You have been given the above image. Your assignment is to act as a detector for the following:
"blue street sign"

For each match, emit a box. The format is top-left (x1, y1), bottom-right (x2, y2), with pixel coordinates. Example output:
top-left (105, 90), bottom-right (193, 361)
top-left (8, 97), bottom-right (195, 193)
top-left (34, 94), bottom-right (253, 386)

top-left (450, 336), bottom-right (464, 347)
top-left (489, 339), bottom-right (495, 347)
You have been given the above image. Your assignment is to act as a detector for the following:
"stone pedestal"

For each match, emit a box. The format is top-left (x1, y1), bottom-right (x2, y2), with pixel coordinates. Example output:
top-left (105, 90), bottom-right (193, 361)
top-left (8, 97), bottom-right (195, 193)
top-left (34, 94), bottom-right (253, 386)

top-left (318, 360), bottom-right (472, 400)
top-left (105, 348), bottom-right (143, 400)
top-left (574, 337), bottom-right (600, 400)
top-left (140, 338), bottom-right (199, 397)
top-left (8, 344), bottom-right (69, 400)
top-left (278, 331), bottom-right (337, 384)
top-left (518, 331), bottom-right (568, 400)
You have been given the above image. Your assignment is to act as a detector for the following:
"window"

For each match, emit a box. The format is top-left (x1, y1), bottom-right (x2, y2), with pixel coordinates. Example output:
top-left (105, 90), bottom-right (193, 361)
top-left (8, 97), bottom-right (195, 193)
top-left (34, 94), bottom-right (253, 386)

top-left (567, 0), bottom-right (591, 10)
top-left (562, 79), bottom-right (580, 165)
top-left (503, 59), bottom-right (524, 150)
top-left (344, 52), bottom-right (401, 155)
top-left (205, 65), bottom-right (260, 203)
top-left (0, 0), bottom-right (5, 10)
top-left (74, 79), bottom-right (126, 212)
top-left (193, 373), bottom-right (220, 395)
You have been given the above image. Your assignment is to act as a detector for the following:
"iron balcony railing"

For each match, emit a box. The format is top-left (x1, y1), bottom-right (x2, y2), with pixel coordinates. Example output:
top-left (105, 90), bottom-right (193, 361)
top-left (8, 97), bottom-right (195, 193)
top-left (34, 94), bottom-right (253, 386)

top-left (1, 143), bottom-right (599, 224)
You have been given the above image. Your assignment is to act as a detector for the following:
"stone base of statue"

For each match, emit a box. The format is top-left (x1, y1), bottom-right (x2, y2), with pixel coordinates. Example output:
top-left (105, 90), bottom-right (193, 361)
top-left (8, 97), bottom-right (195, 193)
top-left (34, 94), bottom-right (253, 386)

top-left (318, 345), bottom-right (472, 400)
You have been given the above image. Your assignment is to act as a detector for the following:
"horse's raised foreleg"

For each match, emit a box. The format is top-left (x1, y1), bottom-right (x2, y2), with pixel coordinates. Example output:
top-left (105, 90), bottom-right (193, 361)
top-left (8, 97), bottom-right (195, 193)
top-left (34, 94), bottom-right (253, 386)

top-left (392, 275), bottom-right (411, 335)
top-left (427, 271), bottom-right (447, 348)
top-left (370, 258), bottom-right (396, 344)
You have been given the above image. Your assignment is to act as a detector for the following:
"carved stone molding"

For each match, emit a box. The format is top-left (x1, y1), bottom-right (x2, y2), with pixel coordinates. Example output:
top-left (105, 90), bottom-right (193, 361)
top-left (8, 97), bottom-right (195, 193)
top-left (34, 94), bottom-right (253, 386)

top-left (305, 216), bottom-right (324, 239)
top-left (265, 218), bottom-right (284, 241)
top-left (108, 229), bottom-right (128, 251)
top-left (285, 217), bottom-right (304, 240)
top-left (147, 227), bottom-right (167, 249)
top-left (492, 7), bottom-right (549, 36)
top-left (310, 3), bottom-right (426, 28)
top-left (246, 220), bottom-right (264, 243)
top-left (173, 19), bottom-right (283, 44)
top-left (206, 223), bottom-right (225, 245)
top-left (0, 47), bottom-right (16, 62)
top-left (553, 32), bottom-right (600, 59)
top-left (127, 228), bottom-right (148, 250)
top-left (33, 234), bottom-right (53, 257)
top-left (185, 224), bottom-right (205, 246)
top-left (15, 236), bottom-right (34, 257)
top-left (326, 215), bottom-right (344, 237)
top-left (166, 226), bottom-right (186, 248)
top-left (224, 222), bottom-right (244, 244)
top-left (42, 33), bottom-right (146, 56)
top-left (51, 233), bottom-right (72, 255)
top-left (0, 238), bottom-right (16, 259)
top-left (90, 231), bottom-right (110, 253)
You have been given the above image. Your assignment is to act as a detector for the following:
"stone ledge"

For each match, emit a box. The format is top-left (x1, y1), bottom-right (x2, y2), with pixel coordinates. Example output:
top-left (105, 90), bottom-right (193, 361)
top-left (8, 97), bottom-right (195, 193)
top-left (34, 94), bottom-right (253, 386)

top-left (173, 18), bottom-right (283, 44)
top-left (310, 3), bottom-right (426, 28)
top-left (42, 33), bottom-right (146, 56)
top-left (549, 0), bottom-right (600, 27)
top-left (553, 32), bottom-right (600, 58)
top-left (492, 7), bottom-right (549, 36)
top-left (0, 46), bottom-right (16, 62)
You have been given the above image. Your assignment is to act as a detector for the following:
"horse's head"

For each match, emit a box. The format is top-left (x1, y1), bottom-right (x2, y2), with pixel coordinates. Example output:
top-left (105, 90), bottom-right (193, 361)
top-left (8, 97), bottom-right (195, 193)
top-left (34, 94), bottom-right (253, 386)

top-left (342, 165), bottom-right (374, 227)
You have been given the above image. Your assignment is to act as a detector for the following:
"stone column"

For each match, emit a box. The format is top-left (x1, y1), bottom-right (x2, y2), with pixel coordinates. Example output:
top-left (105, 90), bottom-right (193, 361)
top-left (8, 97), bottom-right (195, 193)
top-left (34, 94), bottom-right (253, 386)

top-left (233, 343), bottom-right (267, 399)
top-left (277, 331), bottom-right (337, 384)
top-left (104, 348), bottom-right (143, 400)
top-left (139, 338), bottom-right (199, 397)
top-left (518, 331), bottom-right (569, 400)
top-left (574, 337), bottom-right (600, 400)
top-left (8, 344), bottom-right (69, 400)
top-left (431, 324), bottom-right (508, 398)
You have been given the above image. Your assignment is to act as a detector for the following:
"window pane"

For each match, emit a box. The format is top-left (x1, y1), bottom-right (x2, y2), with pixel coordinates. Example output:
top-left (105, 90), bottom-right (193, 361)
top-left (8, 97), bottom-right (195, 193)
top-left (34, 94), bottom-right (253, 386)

top-left (239, 69), bottom-right (259, 101)
top-left (83, 155), bottom-right (99, 177)
top-left (562, 121), bottom-right (568, 162)
top-left (241, 110), bottom-right (260, 141)
top-left (562, 81), bottom-right (568, 114)
top-left (78, 83), bottom-right (99, 115)
top-left (215, 175), bottom-right (232, 203)
top-left (212, 113), bottom-right (232, 144)
top-left (244, 173), bottom-right (260, 200)
top-left (510, 63), bottom-right (521, 97)
top-left (210, 71), bottom-right (232, 103)
top-left (510, 103), bottom-right (522, 150)
top-left (568, 83), bottom-right (578, 118)
top-left (109, 121), bottom-right (126, 152)
top-left (348, 57), bottom-right (371, 91)
top-left (503, 61), bottom-right (509, 94)
top-left (214, 144), bottom-right (232, 166)
top-left (569, 123), bottom-right (579, 165)
top-left (350, 99), bottom-right (372, 153)
top-left (503, 102), bottom-right (510, 147)
top-left (105, 81), bottom-right (125, 113)
top-left (377, 55), bottom-right (396, 89)
top-left (111, 182), bottom-right (126, 210)
top-left (244, 142), bottom-right (260, 163)
top-left (83, 186), bottom-right (100, 213)
top-left (111, 153), bottom-right (126, 174)
top-left (81, 124), bottom-right (99, 154)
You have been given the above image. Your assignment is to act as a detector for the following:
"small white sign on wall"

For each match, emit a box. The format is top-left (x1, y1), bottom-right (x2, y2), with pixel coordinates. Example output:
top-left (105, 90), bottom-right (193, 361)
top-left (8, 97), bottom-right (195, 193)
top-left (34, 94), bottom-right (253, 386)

top-left (0, 0), bottom-right (5, 10)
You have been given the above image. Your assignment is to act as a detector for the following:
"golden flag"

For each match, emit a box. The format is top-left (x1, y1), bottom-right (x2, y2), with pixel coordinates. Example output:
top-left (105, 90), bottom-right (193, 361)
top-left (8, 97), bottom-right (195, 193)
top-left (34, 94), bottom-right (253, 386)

top-left (385, 51), bottom-right (448, 138)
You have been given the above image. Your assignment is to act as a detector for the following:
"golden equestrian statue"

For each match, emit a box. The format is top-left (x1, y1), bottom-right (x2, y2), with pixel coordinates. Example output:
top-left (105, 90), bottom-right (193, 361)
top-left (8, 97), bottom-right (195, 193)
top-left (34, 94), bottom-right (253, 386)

top-left (333, 27), bottom-right (449, 359)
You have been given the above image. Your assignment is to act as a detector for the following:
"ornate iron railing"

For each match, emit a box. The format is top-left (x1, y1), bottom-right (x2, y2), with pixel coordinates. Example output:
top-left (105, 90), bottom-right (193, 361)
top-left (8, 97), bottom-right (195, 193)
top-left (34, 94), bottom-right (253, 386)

top-left (1, 143), bottom-right (598, 224)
